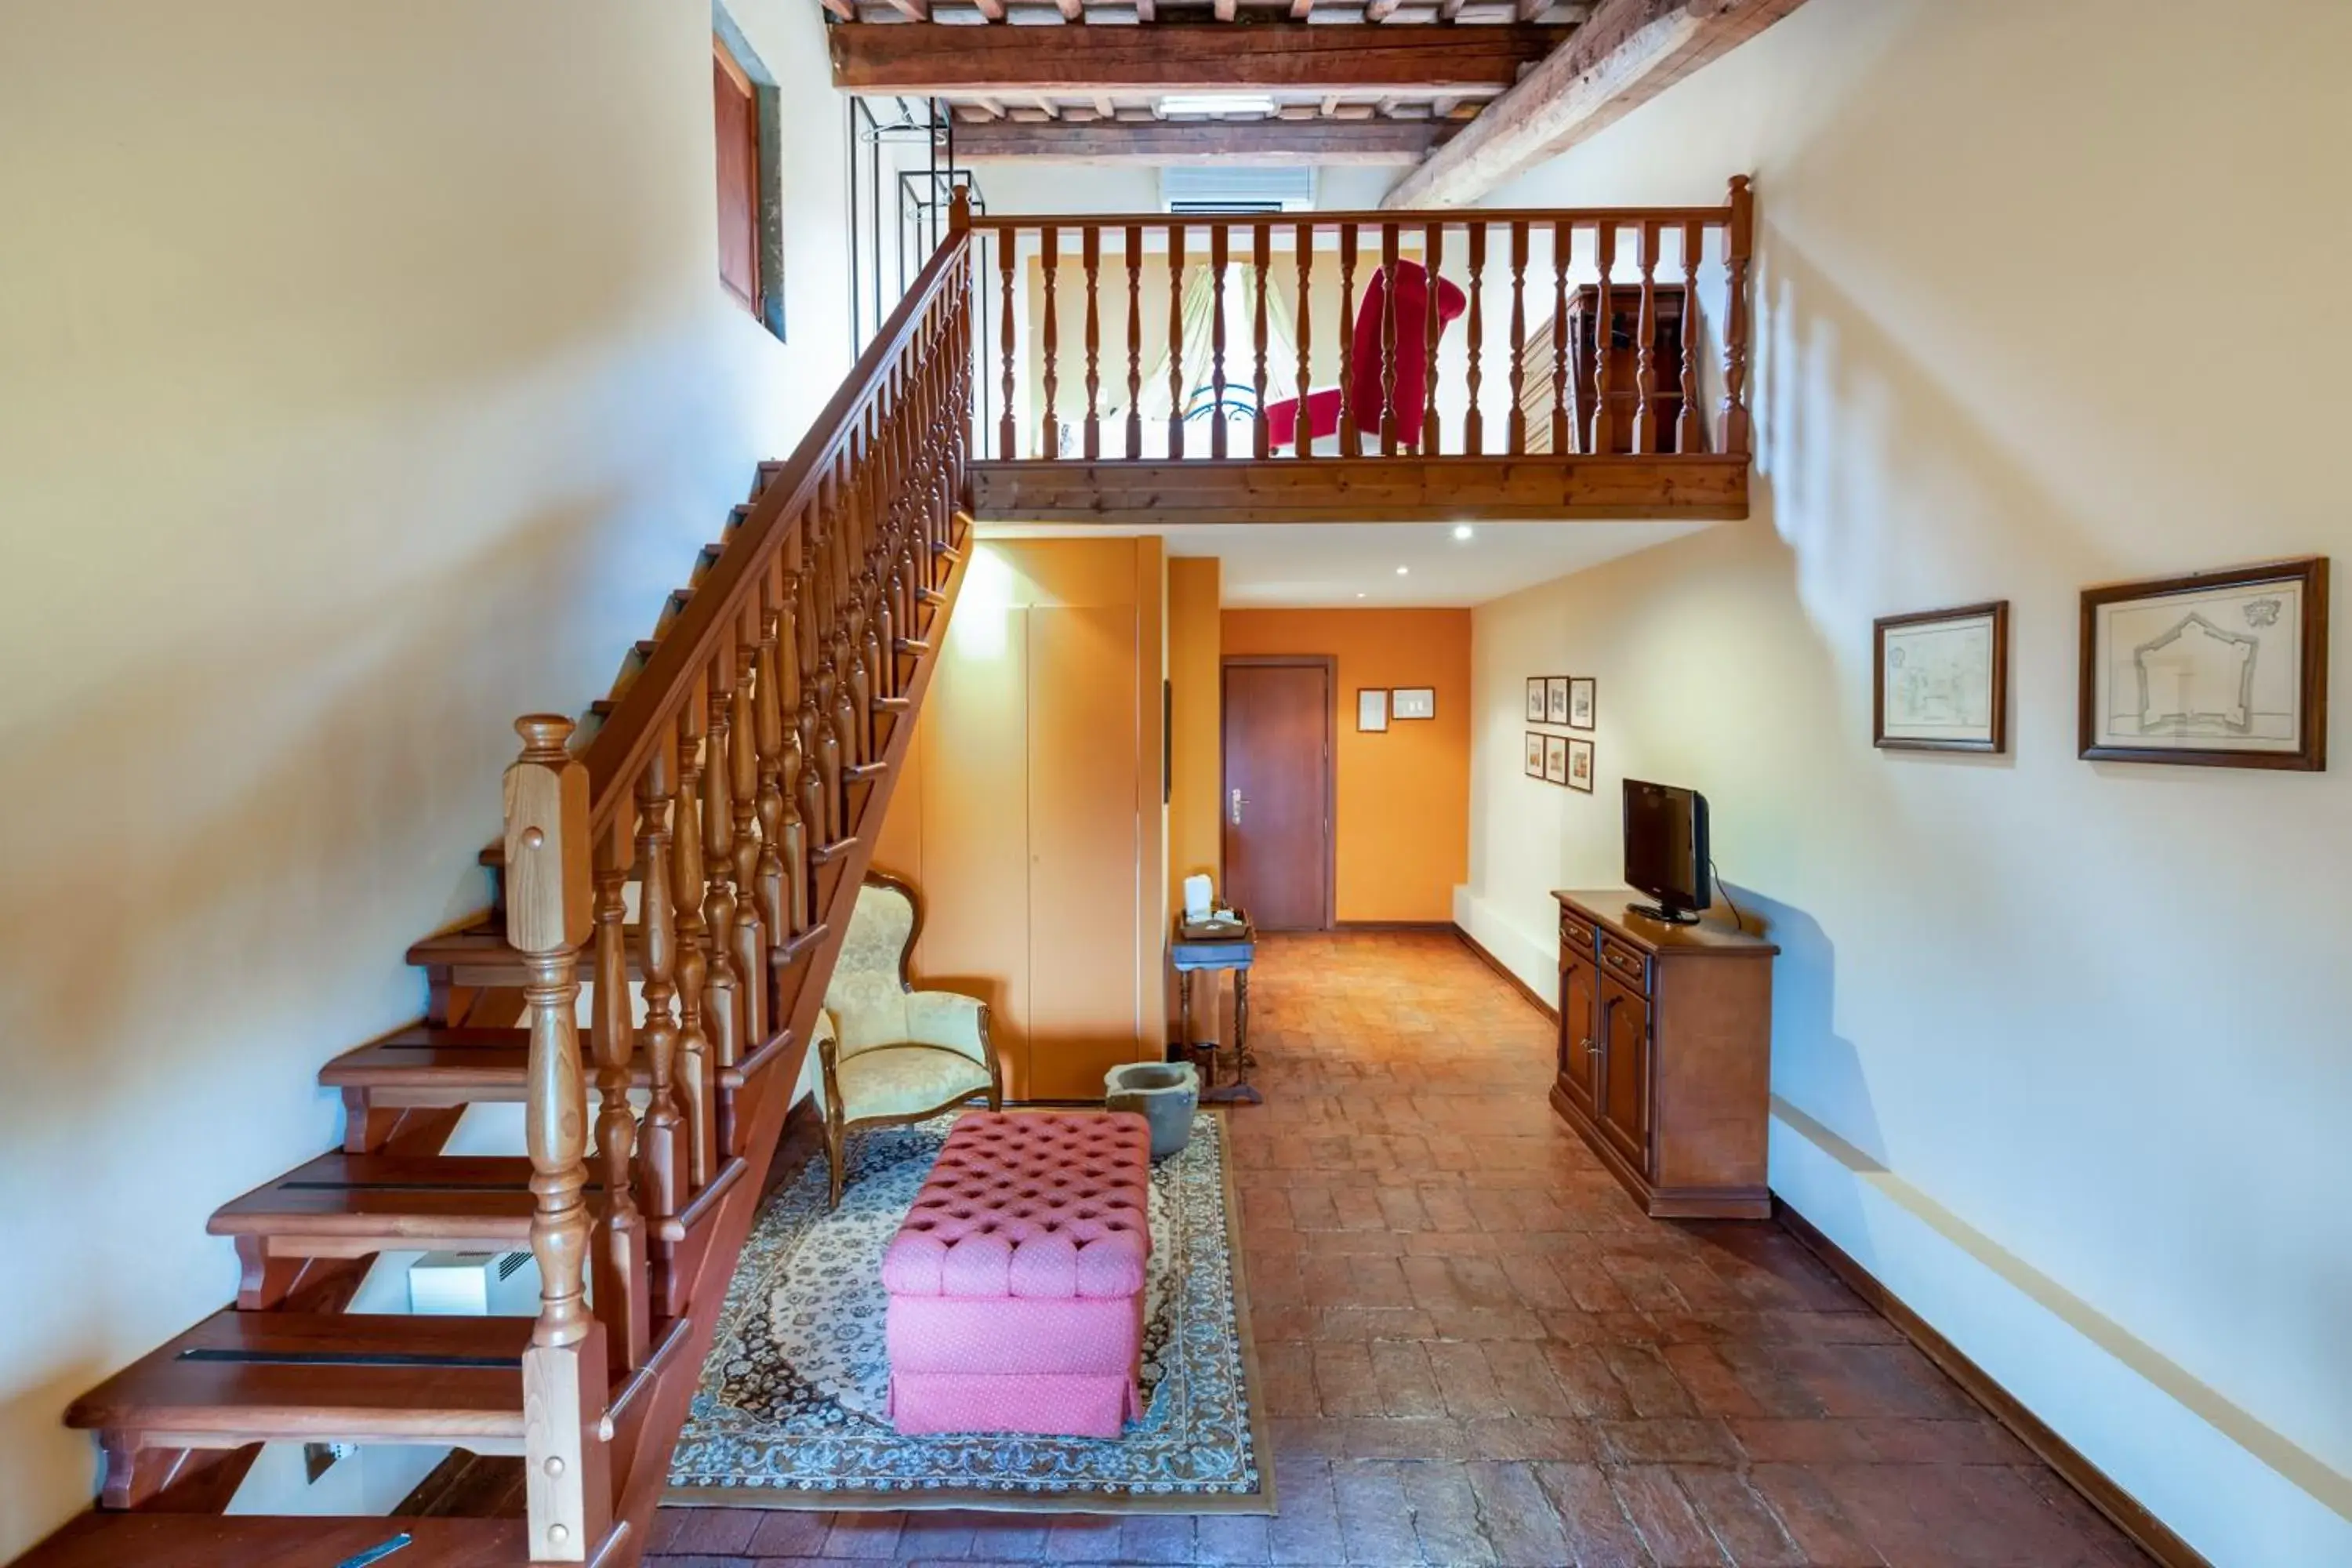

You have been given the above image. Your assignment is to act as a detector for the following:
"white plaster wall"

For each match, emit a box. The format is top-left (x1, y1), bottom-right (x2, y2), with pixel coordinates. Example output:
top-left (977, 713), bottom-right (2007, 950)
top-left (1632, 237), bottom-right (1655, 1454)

top-left (1457, 2), bottom-right (2352, 1560)
top-left (0, 1), bottom-right (852, 1552)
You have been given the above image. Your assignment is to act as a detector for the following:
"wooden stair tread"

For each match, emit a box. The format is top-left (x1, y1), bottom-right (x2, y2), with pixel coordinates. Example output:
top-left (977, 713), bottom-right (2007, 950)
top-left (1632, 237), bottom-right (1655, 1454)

top-left (67, 1310), bottom-right (546, 1442)
top-left (405, 924), bottom-right (644, 981)
top-left (209, 1152), bottom-right (585, 1241)
top-left (15, 1512), bottom-right (535, 1568)
top-left (321, 1026), bottom-right (642, 1096)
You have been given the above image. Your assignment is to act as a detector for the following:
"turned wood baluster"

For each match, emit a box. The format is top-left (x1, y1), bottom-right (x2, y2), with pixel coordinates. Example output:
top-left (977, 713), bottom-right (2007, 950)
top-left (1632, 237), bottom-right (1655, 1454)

top-left (1634, 221), bottom-right (1660, 456)
top-left (1039, 226), bottom-right (1060, 459)
top-left (1465, 224), bottom-right (1486, 456)
top-left (1082, 227), bottom-right (1102, 460)
top-left (1550, 220), bottom-right (1570, 454)
top-left (1421, 220), bottom-right (1443, 455)
top-left (1506, 221), bottom-right (1528, 455)
top-left (755, 582), bottom-right (793, 953)
top-left (672, 691), bottom-right (714, 1192)
top-left (1125, 225), bottom-right (1143, 459)
top-left (1338, 224), bottom-right (1360, 458)
top-left (997, 230), bottom-right (1016, 459)
top-left (1591, 222), bottom-right (1617, 456)
top-left (1210, 225), bottom-right (1229, 459)
top-left (1379, 223), bottom-right (1400, 456)
top-left (857, 558), bottom-right (885, 758)
top-left (1294, 220), bottom-right (1313, 456)
top-left (1167, 223), bottom-right (1185, 459)
top-left (589, 813), bottom-right (649, 1375)
top-left (1251, 223), bottom-right (1270, 459)
top-left (731, 634), bottom-right (767, 1059)
top-left (1722, 176), bottom-right (1754, 457)
top-left (1679, 220), bottom-right (1703, 454)
top-left (503, 715), bottom-right (610, 1564)
top-left (633, 740), bottom-right (684, 1310)
top-left (701, 655), bottom-right (743, 1167)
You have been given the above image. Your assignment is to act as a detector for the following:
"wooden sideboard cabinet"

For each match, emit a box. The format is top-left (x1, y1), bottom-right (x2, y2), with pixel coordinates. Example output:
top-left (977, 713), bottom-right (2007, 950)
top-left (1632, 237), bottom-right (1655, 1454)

top-left (1551, 890), bottom-right (1777, 1219)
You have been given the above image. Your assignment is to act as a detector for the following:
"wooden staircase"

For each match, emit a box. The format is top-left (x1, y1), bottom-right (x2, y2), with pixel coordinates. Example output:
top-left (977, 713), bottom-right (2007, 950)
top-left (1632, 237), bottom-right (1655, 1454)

top-left (16, 201), bottom-right (982, 1566)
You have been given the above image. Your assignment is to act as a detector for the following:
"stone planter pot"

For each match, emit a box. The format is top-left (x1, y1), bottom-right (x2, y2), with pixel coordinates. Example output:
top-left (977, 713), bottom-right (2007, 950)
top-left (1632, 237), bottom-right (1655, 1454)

top-left (1104, 1061), bottom-right (1200, 1159)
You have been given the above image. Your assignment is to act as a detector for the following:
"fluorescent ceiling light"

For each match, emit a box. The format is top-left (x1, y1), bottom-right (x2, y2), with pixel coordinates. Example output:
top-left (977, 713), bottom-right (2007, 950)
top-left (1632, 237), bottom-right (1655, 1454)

top-left (1160, 93), bottom-right (1276, 117)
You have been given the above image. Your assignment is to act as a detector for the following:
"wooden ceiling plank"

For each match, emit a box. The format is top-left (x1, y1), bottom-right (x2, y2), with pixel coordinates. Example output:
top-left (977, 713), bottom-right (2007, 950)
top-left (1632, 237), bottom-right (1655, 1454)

top-left (829, 22), bottom-right (1570, 92)
top-left (1385, 0), bottom-right (1809, 207)
top-left (953, 116), bottom-right (1445, 162)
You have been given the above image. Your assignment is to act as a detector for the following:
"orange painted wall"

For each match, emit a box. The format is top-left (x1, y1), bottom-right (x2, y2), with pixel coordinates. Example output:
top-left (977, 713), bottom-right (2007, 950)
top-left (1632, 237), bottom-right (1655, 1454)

top-left (871, 538), bottom-right (1167, 1101)
top-left (1220, 608), bottom-right (1472, 924)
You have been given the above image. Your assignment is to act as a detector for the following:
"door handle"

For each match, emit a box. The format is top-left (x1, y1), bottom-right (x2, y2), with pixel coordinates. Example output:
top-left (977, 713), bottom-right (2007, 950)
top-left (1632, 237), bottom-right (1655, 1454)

top-left (1230, 788), bottom-right (1245, 826)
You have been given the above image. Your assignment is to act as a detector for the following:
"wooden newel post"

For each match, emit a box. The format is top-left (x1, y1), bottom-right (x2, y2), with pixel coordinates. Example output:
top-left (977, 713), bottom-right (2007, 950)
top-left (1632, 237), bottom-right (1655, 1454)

top-left (502, 716), bottom-right (612, 1564)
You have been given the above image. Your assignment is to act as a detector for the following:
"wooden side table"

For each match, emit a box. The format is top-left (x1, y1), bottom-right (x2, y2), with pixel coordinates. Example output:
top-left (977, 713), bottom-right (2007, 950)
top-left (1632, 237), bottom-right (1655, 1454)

top-left (1172, 913), bottom-right (1259, 1106)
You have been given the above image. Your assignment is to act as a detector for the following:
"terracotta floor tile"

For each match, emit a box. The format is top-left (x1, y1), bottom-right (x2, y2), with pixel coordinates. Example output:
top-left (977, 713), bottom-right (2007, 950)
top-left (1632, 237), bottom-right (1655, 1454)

top-left (1330, 1458), bottom-right (1422, 1565)
top-left (648, 932), bottom-right (2153, 1568)
top-left (1465, 1460), bottom-right (1575, 1567)
top-left (1609, 1464), bottom-right (1728, 1566)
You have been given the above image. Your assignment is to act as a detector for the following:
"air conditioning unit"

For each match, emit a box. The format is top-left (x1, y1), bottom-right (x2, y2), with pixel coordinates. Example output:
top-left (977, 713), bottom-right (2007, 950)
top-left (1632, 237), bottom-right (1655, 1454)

top-left (1160, 166), bottom-right (1317, 215)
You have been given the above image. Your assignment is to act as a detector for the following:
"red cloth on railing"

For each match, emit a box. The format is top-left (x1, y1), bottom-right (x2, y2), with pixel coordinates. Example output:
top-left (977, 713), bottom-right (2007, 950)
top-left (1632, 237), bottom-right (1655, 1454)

top-left (1267, 260), bottom-right (1469, 450)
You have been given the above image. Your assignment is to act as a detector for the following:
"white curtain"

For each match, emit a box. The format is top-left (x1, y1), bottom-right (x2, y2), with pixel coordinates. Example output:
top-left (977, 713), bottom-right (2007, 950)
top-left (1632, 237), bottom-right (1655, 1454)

top-left (1119, 263), bottom-right (1300, 456)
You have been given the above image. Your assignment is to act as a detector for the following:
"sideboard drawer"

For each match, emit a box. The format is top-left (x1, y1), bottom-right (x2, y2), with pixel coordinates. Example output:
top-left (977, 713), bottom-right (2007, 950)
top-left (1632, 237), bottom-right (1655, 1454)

top-left (1599, 935), bottom-right (1651, 993)
top-left (1561, 911), bottom-right (1599, 955)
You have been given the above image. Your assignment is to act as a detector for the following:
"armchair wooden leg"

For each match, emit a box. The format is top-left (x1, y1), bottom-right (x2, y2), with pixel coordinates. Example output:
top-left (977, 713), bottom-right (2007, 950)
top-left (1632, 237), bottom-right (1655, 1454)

top-left (824, 1114), bottom-right (845, 1211)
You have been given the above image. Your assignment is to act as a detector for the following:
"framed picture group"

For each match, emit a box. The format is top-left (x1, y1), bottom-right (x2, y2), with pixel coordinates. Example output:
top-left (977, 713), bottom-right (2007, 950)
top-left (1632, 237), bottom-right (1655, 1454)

top-left (1524, 672), bottom-right (1596, 792)
top-left (1872, 555), bottom-right (2328, 771)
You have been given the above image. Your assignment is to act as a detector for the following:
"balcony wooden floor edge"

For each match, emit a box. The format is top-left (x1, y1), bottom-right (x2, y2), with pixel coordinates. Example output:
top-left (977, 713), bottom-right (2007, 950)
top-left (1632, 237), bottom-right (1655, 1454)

top-left (969, 453), bottom-right (1749, 524)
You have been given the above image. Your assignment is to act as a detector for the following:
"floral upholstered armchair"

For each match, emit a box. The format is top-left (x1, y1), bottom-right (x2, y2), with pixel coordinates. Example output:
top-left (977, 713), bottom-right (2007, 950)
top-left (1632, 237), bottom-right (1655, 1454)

top-left (815, 872), bottom-right (1000, 1208)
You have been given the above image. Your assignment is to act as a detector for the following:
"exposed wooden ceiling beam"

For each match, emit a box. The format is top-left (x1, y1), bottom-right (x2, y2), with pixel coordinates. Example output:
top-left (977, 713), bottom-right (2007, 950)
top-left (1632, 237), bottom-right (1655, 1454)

top-left (1385, 0), bottom-right (1806, 207)
top-left (829, 23), bottom-right (1571, 93)
top-left (953, 116), bottom-right (1447, 163)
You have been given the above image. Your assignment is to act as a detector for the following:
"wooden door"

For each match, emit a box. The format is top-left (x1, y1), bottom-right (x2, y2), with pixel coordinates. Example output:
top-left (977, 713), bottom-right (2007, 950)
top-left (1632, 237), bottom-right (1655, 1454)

top-left (1595, 974), bottom-right (1652, 1171)
top-left (1558, 947), bottom-right (1599, 1116)
top-left (1221, 660), bottom-right (1332, 932)
top-left (1027, 604), bottom-right (1142, 1099)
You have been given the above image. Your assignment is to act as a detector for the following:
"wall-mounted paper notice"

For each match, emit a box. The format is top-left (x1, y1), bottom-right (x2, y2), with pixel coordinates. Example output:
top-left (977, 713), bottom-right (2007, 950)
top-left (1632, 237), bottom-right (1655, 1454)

top-left (1183, 873), bottom-right (1214, 920)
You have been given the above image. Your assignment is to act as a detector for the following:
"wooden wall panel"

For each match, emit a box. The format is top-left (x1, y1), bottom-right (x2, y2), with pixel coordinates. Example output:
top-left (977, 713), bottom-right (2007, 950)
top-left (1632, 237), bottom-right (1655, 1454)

top-left (1024, 603), bottom-right (1143, 1100)
top-left (913, 603), bottom-right (1035, 1094)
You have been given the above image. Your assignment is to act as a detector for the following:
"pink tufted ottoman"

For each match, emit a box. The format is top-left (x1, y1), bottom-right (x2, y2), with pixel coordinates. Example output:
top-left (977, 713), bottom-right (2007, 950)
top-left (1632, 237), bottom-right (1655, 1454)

top-left (882, 1112), bottom-right (1152, 1438)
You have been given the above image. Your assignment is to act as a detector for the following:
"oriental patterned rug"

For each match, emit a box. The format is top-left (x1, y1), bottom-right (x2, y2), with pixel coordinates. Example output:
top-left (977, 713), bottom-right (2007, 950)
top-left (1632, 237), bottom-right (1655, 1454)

top-left (666, 1109), bottom-right (1272, 1513)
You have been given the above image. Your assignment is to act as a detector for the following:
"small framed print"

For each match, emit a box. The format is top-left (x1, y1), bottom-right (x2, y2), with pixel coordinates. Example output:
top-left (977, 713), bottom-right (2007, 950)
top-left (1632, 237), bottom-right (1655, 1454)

top-left (1524, 731), bottom-right (1546, 778)
top-left (1356, 688), bottom-right (1389, 733)
top-left (2080, 557), bottom-right (2328, 769)
top-left (1543, 733), bottom-right (1570, 785)
top-left (1875, 601), bottom-right (2009, 753)
top-left (1392, 687), bottom-right (1436, 720)
top-left (1568, 677), bottom-right (1596, 731)
top-left (1526, 677), bottom-right (1547, 723)
top-left (1566, 735), bottom-right (1595, 793)
top-left (1545, 676), bottom-right (1570, 726)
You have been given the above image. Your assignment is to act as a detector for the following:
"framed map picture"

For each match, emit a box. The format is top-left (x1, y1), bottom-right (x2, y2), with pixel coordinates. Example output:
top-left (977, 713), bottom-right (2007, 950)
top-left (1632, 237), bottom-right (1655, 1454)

top-left (1526, 678), bottom-right (1547, 723)
top-left (2080, 558), bottom-right (2328, 769)
top-left (1566, 736), bottom-right (1595, 793)
top-left (1875, 601), bottom-right (2009, 753)
top-left (1568, 677), bottom-right (1596, 731)
top-left (1543, 733), bottom-right (1570, 785)
top-left (1545, 677), bottom-right (1570, 726)
top-left (1524, 732), bottom-right (1545, 778)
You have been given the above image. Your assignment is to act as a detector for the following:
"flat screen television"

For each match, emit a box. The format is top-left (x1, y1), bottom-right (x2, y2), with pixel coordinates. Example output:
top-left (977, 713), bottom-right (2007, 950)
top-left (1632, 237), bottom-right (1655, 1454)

top-left (1623, 779), bottom-right (1711, 925)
